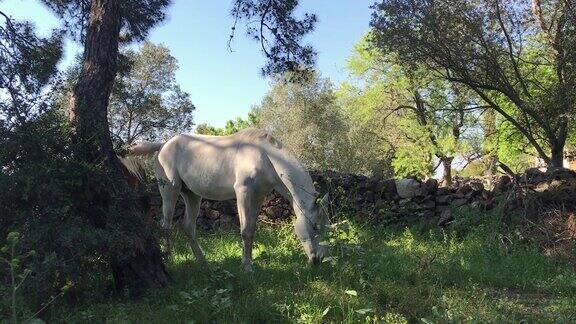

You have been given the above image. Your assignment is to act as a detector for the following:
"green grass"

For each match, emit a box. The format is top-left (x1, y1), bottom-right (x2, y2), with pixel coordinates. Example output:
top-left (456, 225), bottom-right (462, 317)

top-left (51, 218), bottom-right (576, 323)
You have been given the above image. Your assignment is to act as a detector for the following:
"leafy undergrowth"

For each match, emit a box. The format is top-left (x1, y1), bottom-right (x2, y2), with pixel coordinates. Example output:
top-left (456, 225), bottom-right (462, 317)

top-left (51, 218), bottom-right (576, 323)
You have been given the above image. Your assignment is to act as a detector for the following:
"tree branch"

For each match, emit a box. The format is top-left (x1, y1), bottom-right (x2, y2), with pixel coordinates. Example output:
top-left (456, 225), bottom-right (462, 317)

top-left (494, 0), bottom-right (531, 98)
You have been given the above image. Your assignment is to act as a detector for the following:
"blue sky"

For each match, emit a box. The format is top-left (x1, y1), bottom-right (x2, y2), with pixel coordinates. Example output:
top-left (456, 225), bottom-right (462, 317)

top-left (1, 0), bottom-right (373, 128)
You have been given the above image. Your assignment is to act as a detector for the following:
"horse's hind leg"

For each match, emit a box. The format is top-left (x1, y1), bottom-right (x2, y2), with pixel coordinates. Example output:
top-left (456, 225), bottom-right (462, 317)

top-left (155, 154), bottom-right (181, 229)
top-left (180, 190), bottom-right (207, 266)
top-left (158, 177), bottom-right (181, 229)
top-left (235, 183), bottom-right (266, 272)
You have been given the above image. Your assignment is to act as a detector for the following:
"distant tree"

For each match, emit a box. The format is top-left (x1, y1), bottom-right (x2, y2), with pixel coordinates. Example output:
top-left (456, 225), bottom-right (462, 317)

top-left (196, 112), bottom-right (259, 136)
top-left (255, 72), bottom-right (355, 172)
top-left (495, 117), bottom-right (539, 172)
top-left (224, 113), bottom-right (260, 133)
top-left (337, 51), bottom-right (397, 177)
top-left (342, 35), bottom-right (483, 183)
top-left (108, 42), bottom-right (194, 147)
top-left (195, 123), bottom-right (223, 136)
top-left (0, 10), bottom-right (62, 129)
top-left (371, 0), bottom-right (576, 168)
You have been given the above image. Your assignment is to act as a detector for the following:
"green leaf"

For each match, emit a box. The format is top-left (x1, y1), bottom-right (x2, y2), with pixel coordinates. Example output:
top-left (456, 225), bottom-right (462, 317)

top-left (7, 231), bottom-right (20, 244)
top-left (344, 289), bottom-right (358, 296)
top-left (355, 308), bottom-right (373, 315)
top-left (167, 305), bottom-right (180, 311)
top-left (11, 258), bottom-right (21, 268)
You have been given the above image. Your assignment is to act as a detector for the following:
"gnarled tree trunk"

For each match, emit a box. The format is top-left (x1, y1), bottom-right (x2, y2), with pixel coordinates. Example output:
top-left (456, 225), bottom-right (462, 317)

top-left (440, 156), bottom-right (454, 186)
top-left (483, 107), bottom-right (498, 176)
top-left (69, 0), bottom-right (168, 292)
top-left (550, 140), bottom-right (566, 169)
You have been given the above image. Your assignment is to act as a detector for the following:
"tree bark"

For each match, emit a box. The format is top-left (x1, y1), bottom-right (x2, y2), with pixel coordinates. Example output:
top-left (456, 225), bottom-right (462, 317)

top-left (498, 160), bottom-right (517, 179)
top-left (441, 156), bottom-right (454, 186)
top-left (69, 0), bottom-right (168, 292)
top-left (550, 141), bottom-right (565, 169)
top-left (566, 148), bottom-right (576, 171)
top-left (482, 107), bottom-right (497, 173)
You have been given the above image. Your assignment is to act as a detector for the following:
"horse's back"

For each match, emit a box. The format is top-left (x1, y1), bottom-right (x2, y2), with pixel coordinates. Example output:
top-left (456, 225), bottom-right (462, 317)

top-left (158, 131), bottom-right (279, 200)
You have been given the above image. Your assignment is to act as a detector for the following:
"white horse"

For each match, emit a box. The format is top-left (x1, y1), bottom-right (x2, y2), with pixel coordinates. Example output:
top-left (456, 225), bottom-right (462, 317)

top-left (127, 128), bottom-right (329, 271)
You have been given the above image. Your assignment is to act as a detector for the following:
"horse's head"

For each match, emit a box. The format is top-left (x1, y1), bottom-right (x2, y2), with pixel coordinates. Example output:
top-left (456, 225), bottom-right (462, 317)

top-left (294, 193), bottom-right (330, 265)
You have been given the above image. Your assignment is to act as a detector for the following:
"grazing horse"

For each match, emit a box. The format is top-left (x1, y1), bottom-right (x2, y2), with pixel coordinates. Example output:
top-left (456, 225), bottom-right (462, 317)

top-left (126, 128), bottom-right (329, 271)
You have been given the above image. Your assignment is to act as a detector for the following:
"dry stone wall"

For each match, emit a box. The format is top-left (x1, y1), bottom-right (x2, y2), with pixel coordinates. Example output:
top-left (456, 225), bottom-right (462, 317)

top-left (144, 168), bottom-right (567, 229)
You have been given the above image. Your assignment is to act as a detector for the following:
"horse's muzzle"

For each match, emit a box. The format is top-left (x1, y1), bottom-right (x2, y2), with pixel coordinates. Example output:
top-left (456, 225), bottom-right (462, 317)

top-left (160, 219), bottom-right (173, 230)
top-left (308, 256), bottom-right (321, 266)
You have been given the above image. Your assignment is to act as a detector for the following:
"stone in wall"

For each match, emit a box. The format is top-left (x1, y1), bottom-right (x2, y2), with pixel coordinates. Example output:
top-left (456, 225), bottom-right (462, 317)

top-left (395, 178), bottom-right (426, 199)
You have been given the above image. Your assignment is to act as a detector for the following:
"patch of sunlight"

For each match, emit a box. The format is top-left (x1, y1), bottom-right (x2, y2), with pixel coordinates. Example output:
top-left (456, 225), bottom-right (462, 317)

top-left (495, 297), bottom-right (532, 316)
top-left (437, 287), bottom-right (492, 322)
top-left (385, 228), bottom-right (422, 252)
top-left (208, 240), bottom-right (243, 262)
top-left (544, 297), bottom-right (576, 321)
top-left (292, 301), bottom-right (323, 324)
top-left (171, 250), bottom-right (194, 265)
top-left (252, 242), bottom-right (266, 259)
top-left (381, 312), bottom-right (409, 324)
top-left (309, 281), bottom-right (338, 300)
top-left (459, 256), bottom-right (471, 271)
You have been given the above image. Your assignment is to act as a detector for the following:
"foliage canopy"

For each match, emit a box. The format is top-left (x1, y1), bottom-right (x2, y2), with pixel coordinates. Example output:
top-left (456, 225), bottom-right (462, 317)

top-left (371, 0), bottom-right (576, 167)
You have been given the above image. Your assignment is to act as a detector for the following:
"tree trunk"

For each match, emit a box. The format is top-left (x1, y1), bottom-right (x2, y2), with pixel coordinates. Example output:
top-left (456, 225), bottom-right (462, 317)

top-left (566, 146), bottom-right (576, 171)
top-left (550, 141), bottom-right (565, 169)
top-left (441, 156), bottom-right (454, 186)
top-left (69, 0), bottom-right (168, 292)
top-left (483, 107), bottom-right (499, 176)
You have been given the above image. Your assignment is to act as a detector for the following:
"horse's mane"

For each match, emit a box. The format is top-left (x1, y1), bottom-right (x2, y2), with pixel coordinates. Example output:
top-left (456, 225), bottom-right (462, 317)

top-left (233, 128), bottom-right (283, 150)
top-left (238, 128), bottom-right (318, 211)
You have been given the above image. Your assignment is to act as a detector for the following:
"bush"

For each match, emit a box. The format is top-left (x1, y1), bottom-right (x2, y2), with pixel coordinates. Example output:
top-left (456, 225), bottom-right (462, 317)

top-left (0, 110), bottom-right (161, 316)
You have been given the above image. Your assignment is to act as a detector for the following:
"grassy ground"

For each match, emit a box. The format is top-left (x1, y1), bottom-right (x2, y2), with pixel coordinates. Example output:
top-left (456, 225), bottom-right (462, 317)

top-left (52, 215), bottom-right (576, 323)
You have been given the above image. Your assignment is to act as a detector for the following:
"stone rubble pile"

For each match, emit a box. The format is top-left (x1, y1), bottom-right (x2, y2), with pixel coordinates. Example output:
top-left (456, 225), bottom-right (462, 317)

top-left (501, 167), bottom-right (576, 210)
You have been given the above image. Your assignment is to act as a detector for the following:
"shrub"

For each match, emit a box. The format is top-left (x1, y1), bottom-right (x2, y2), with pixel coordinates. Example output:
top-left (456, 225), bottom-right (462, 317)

top-left (0, 110), bottom-right (161, 316)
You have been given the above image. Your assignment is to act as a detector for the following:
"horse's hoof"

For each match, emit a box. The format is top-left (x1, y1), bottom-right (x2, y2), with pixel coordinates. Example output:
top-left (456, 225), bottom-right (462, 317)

top-left (308, 256), bottom-right (320, 266)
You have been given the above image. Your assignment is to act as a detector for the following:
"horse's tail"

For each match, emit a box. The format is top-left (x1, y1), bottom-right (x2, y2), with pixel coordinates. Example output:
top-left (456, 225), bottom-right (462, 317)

top-left (118, 155), bottom-right (147, 185)
top-left (126, 141), bottom-right (164, 156)
top-left (117, 141), bottom-right (163, 186)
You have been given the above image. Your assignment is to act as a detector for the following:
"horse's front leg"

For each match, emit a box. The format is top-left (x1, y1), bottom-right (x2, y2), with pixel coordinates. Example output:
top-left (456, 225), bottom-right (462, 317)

top-left (235, 185), bottom-right (256, 271)
top-left (235, 184), bottom-right (266, 272)
top-left (180, 190), bottom-right (207, 267)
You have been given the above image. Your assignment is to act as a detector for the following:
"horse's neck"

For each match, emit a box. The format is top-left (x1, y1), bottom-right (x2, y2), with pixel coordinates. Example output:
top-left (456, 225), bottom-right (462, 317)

top-left (275, 169), bottom-right (316, 220)
top-left (262, 138), bottom-right (316, 219)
